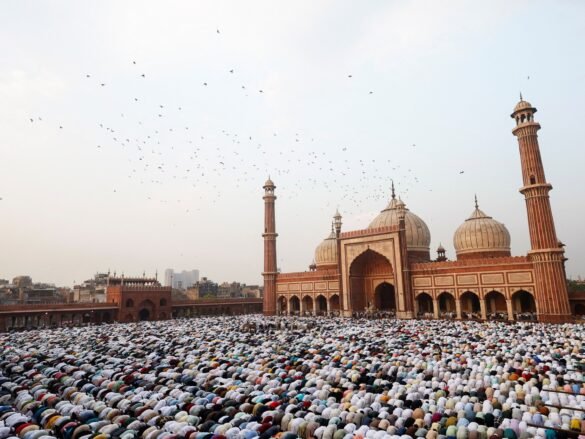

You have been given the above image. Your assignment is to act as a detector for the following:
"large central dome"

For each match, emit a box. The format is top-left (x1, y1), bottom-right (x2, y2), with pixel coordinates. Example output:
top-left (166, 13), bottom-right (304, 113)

top-left (368, 193), bottom-right (431, 255)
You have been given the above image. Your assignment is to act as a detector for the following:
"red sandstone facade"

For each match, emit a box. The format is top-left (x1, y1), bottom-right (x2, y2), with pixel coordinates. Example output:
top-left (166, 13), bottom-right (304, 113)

top-left (105, 277), bottom-right (172, 322)
top-left (0, 276), bottom-right (262, 331)
top-left (263, 99), bottom-right (575, 322)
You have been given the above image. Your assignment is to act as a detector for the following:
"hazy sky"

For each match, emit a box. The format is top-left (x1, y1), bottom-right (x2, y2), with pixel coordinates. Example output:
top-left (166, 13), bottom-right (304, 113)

top-left (1, 1), bottom-right (584, 287)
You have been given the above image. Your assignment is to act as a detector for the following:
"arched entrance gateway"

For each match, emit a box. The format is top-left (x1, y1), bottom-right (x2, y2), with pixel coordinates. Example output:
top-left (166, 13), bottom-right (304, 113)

top-left (329, 295), bottom-right (340, 314)
top-left (485, 290), bottom-right (508, 320)
top-left (277, 296), bottom-right (287, 315)
top-left (349, 249), bottom-right (393, 312)
top-left (438, 292), bottom-right (456, 318)
top-left (416, 293), bottom-right (434, 317)
top-left (137, 299), bottom-right (155, 321)
top-left (302, 296), bottom-right (314, 315)
top-left (374, 282), bottom-right (396, 311)
top-left (460, 291), bottom-right (481, 319)
top-left (512, 290), bottom-right (537, 320)
top-left (315, 295), bottom-right (327, 315)
top-left (289, 296), bottom-right (300, 315)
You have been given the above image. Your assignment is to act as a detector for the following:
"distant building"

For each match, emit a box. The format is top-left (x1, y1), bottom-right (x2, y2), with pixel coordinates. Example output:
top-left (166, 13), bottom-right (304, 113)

top-left (12, 276), bottom-right (32, 289)
top-left (218, 282), bottom-right (242, 298)
top-left (242, 285), bottom-right (263, 298)
top-left (106, 276), bottom-right (172, 322)
top-left (73, 273), bottom-right (109, 303)
top-left (0, 276), bottom-right (64, 305)
top-left (195, 277), bottom-right (218, 298)
top-left (164, 269), bottom-right (200, 289)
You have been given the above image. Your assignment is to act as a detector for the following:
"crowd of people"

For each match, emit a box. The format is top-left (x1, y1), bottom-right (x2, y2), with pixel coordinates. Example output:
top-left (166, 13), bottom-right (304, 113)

top-left (1, 316), bottom-right (584, 439)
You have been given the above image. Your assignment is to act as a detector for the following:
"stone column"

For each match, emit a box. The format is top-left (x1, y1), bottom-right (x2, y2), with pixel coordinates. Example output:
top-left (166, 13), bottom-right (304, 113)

top-left (480, 299), bottom-right (487, 320)
top-left (506, 299), bottom-right (514, 321)
top-left (455, 299), bottom-right (462, 320)
top-left (433, 299), bottom-right (439, 319)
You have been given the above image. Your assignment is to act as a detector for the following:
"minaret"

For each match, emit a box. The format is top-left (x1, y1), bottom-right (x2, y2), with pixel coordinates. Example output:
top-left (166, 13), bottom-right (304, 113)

top-left (262, 177), bottom-right (278, 315)
top-left (333, 209), bottom-right (343, 311)
top-left (511, 97), bottom-right (571, 322)
top-left (396, 198), bottom-right (414, 318)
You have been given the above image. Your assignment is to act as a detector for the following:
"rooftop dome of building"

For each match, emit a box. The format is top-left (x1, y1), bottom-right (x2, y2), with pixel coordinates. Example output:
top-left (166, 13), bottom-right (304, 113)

top-left (453, 197), bottom-right (511, 259)
top-left (314, 226), bottom-right (337, 268)
top-left (368, 187), bottom-right (431, 254)
top-left (263, 177), bottom-right (275, 188)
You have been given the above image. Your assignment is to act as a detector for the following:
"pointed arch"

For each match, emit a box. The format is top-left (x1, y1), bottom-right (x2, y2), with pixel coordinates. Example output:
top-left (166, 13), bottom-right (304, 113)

top-left (512, 289), bottom-right (536, 320)
top-left (277, 296), bottom-right (288, 315)
top-left (289, 296), bottom-right (300, 314)
top-left (460, 291), bottom-right (481, 318)
top-left (315, 295), bottom-right (327, 315)
top-left (302, 295), bottom-right (314, 315)
top-left (485, 290), bottom-right (507, 319)
top-left (329, 294), bottom-right (340, 313)
top-left (437, 292), bottom-right (456, 318)
top-left (349, 249), bottom-right (393, 312)
top-left (416, 292), bottom-right (434, 318)
top-left (374, 282), bottom-right (396, 311)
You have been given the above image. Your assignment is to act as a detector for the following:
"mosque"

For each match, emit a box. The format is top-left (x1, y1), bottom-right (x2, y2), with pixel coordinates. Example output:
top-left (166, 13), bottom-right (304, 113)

top-left (262, 98), bottom-right (576, 323)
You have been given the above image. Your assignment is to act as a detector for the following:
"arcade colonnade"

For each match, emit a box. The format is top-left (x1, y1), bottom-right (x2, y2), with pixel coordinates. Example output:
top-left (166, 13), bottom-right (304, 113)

top-left (276, 288), bottom-right (536, 320)
top-left (415, 288), bottom-right (537, 320)
top-left (277, 293), bottom-right (341, 316)
top-left (2, 309), bottom-right (115, 331)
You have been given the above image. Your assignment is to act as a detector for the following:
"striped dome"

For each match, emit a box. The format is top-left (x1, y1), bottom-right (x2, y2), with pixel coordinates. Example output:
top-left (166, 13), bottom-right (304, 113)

top-left (368, 197), bottom-right (431, 253)
top-left (314, 229), bottom-right (337, 268)
top-left (453, 202), bottom-right (511, 258)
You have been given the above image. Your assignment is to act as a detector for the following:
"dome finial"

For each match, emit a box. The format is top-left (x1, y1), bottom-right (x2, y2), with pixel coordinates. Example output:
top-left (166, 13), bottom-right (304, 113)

top-left (391, 179), bottom-right (396, 200)
top-left (519, 91), bottom-right (523, 102)
top-left (474, 194), bottom-right (479, 209)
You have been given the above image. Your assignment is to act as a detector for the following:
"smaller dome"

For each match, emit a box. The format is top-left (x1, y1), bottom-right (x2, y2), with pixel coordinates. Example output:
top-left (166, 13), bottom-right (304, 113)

top-left (264, 177), bottom-right (275, 188)
top-left (437, 243), bottom-right (445, 253)
top-left (453, 199), bottom-right (511, 259)
top-left (314, 228), bottom-right (337, 268)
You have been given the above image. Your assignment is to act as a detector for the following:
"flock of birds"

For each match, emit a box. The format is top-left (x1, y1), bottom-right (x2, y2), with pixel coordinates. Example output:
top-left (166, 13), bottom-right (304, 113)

top-left (20, 28), bottom-right (471, 219)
